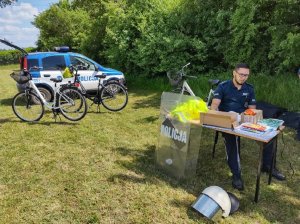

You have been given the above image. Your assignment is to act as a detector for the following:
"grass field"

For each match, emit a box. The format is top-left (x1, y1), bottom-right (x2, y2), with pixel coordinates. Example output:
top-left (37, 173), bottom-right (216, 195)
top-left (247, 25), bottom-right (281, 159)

top-left (0, 65), bottom-right (299, 223)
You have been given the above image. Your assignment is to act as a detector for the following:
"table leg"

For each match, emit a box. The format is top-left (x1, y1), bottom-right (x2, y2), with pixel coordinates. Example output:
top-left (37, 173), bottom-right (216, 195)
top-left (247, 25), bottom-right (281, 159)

top-left (268, 136), bottom-right (278, 185)
top-left (212, 131), bottom-right (219, 158)
top-left (255, 142), bottom-right (264, 203)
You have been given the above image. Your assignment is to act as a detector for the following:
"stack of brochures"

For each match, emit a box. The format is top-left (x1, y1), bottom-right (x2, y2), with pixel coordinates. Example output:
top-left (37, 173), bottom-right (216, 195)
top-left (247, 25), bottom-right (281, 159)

top-left (234, 122), bottom-right (279, 141)
top-left (234, 119), bottom-right (284, 138)
top-left (257, 118), bottom-right (284, 131)
top-left (235, 122), bottom-right (271, 135)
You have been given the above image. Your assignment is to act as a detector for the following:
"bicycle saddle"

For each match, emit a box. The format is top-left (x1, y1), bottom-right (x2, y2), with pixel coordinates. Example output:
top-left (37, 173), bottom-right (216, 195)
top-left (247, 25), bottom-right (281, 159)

top-left (50, 77), bottom-right (63, 83)
top-left (95, 74), bottom-right (107, 79)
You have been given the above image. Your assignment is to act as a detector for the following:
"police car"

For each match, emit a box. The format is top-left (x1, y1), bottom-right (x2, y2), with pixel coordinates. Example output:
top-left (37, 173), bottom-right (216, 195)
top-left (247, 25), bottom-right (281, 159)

top-left (1, 39), bottom-right (125, 102)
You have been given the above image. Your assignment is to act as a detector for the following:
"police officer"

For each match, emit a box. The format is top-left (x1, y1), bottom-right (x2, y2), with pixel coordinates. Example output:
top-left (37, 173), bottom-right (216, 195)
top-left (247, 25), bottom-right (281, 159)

top-left (211, 63), bottom-right (286, 191)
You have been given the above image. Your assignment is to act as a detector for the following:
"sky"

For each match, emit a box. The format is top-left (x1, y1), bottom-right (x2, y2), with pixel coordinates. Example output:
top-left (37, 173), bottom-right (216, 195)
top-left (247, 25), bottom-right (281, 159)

top-left (0, 0), bottom-right (59, 49)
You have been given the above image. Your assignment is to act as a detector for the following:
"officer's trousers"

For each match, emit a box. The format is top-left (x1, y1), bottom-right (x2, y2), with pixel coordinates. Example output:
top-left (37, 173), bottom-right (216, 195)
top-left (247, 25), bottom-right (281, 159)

top-left (222, 133), bottom-right (274, 177)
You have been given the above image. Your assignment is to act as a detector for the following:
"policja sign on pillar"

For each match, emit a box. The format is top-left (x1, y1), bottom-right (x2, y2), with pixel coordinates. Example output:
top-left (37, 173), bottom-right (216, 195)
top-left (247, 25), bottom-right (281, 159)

top-left (156, 92), bottom-right (203, 179)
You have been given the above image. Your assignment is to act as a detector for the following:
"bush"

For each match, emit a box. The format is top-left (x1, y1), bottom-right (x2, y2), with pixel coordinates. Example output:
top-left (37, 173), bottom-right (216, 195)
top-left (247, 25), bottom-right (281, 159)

top-left (0, 48), bottom-right (35, 65)
top-left (33, 0), bottom-right (300, 76)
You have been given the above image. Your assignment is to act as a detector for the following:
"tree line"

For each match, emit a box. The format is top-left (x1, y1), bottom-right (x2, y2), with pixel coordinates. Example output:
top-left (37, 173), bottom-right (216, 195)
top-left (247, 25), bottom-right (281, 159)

top-left (15, 0), bottom-right (300, 75)
top-left (0, 48), bottom-right (34, 65)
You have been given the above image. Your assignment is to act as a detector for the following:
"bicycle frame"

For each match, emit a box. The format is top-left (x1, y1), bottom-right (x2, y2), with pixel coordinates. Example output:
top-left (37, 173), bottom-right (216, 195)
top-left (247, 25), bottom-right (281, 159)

top-left (27, 80), bottom-right (74, 110)
top-left (27, 80), bottom-right (50, 106)
top-left (206, 88), bottom-right (214, 106)
top-left (181, 81), bottom-right (195, 96)
top-left (168, 63), bottom-right (221, 108)
top-left (170, 62), bottom-right (196, 97)
top-left (68, 65), bottom-right (128, 112)
top-left (72, 68), bottom-right (112, 103)
top-left (75, 78), bottom-right (103, 100)
top-left (12, 69), bottom-right (87, 122)
top-left (206, 79), bottom-right (221, 107)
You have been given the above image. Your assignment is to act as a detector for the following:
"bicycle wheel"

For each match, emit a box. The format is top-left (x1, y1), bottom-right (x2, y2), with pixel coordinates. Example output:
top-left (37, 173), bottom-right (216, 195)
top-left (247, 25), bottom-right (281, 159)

top-left (12, 92), bottom-right (44, 122)
top-left (58, 88), bottom-right (87, 121)
top-left (100, 83), bottom-right (128, 111)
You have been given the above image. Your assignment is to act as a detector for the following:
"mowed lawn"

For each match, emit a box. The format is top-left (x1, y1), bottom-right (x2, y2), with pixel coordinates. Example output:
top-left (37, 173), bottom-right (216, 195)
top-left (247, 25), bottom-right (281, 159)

top-left (0, 65), bottom-right (299, 223)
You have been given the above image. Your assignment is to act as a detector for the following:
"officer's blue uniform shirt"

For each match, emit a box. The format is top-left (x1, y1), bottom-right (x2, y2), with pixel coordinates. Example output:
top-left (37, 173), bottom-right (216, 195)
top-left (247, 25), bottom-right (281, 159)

top-left (213, 80), bottom-right (256, 113)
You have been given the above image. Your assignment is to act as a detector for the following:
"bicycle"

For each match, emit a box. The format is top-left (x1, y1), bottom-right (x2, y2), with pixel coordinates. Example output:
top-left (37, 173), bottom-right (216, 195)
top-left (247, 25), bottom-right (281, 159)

top-left (167, 63), bottom-right (196, 96)
top-left (167, 63), bottom-right (220, 106)
top-left (11, 69), bottom-right (88, 122)
top-left (167, 63), bottom-right (222, 157)
top-left (70, 65), bottom-right (128, 112)
top-left (206, 79), bottom-right (221, 107)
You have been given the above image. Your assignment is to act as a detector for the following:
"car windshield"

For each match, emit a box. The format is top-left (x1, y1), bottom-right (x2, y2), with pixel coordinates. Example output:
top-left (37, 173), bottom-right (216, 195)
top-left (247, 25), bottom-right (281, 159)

top-left (70, 56), bottom-right (96, 71)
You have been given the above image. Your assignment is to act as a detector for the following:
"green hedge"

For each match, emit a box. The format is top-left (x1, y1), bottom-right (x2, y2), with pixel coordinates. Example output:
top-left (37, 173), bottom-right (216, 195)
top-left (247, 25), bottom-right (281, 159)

top-left (33, 0), bottom-right (300, 76)
top-left (0, 48), bottom-right (35, 65)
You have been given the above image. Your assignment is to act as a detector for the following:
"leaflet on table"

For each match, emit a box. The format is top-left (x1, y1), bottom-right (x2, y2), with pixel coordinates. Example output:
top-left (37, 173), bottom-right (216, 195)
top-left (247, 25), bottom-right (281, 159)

top-left (237, 122), bottom-right (272, 133)
top-left (234, 122), bottom-right (277, 138)
top-left (203, 123), bottom-right (278, 142)
top-left (257, 119), bottom-right (284, 131)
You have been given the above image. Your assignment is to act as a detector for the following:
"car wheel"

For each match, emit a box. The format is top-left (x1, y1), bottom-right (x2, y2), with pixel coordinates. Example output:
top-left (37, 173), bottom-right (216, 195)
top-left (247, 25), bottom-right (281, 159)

top-left (32, 87), bottom-right (52, 103)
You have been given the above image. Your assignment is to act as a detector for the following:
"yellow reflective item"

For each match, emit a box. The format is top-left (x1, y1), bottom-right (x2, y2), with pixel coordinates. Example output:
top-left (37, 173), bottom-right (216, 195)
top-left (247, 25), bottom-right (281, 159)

top-left (62, 67), bottom-right (73, 78)
top-left (170, 99), bottom-right (208, 123)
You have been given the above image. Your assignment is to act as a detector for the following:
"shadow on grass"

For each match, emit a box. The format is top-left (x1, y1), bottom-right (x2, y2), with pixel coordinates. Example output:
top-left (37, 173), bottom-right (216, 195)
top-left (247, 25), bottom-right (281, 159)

top-left (169, 198), bottom-right (215, 224)
top-left (111, 136), bottom-right (300, 223)
top-left (86, 110), bottom-right (111, 115)
top-left (27, 121), bottom-right (79, 126)
top-left (107, 173), bottom-right (156, 185)
top-left (0, 98), bottom-right (13, 106)
top-left (136, 115), bottom-right (159, 124)
top-left (0, 117), bottom-right (79, 126)
top-left (111, 144), bottom-right (231, 222)
top-left (0, 118), bottom-right (14, 123)
top-left (130, 91), bottom-right (161, 110)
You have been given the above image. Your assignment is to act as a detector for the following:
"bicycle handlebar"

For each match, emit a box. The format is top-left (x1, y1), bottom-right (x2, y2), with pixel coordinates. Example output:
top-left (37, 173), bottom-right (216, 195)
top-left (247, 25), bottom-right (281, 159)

top-left (167, 62), bottom-right (196, 83)
top-left (182, 74), bottom-right (197, 79)
top-left (182, 62), bottom-right (191, 70)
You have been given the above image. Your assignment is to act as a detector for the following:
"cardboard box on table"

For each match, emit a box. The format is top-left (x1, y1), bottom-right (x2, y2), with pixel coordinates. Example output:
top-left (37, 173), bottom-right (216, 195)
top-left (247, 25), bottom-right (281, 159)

top-left (156, 92), bottom-right (203, 179)
top-left (241, 109), bottom-right (263, 124)
top-left (199, 109), bottom-right (263, 128)
top-left (199, 110), bottom-right (239, 128)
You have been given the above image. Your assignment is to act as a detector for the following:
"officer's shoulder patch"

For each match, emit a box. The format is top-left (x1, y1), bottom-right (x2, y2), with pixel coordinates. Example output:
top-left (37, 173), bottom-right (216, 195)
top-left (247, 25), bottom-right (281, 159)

top-left (219, 80), bottom-right (229, 86)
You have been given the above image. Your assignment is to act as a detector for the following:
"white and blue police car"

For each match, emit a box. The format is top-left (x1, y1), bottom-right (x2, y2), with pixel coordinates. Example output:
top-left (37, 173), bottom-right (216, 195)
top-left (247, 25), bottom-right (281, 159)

top-left (1, 39), bottom-right (125, 102)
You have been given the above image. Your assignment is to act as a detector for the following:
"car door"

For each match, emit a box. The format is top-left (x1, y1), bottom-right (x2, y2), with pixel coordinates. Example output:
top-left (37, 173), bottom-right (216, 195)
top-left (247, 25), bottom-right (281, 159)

top-left (69, 55), bottom-right (98, 90)
top-left (39, 55), bottom-right (68, 86)
top-left (26, 58), bottom-right (40, 79)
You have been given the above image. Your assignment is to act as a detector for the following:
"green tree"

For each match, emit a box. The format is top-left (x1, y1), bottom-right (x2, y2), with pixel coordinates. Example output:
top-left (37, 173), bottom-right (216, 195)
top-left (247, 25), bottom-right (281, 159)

top-left (33, 0), bottom-right (90, 51)
top-left (224, 0), bottom-right (300, 74)
top-left (179, 0), bottom-right (235, 72)
top-left (33, 0), bottom-right (300, 75)
top-left (268, 0), bottom-right (300, 73)
top-left (71, 0), bottom-right (110, 62)
top-left (101, 0), bottom-right (208, 75)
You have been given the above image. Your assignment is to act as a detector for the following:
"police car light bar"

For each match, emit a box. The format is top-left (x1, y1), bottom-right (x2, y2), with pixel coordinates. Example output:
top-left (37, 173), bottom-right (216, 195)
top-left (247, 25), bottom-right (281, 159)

top-left (54, 46), bottom-right (70, 52)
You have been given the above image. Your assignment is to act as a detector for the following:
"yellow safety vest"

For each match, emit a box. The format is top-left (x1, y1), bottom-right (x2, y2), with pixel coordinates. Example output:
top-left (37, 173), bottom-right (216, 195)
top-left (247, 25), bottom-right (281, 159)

top-left (62, 67), bottom-right (73, 78)
top-left (170, 99), bottom-right (208, 123)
